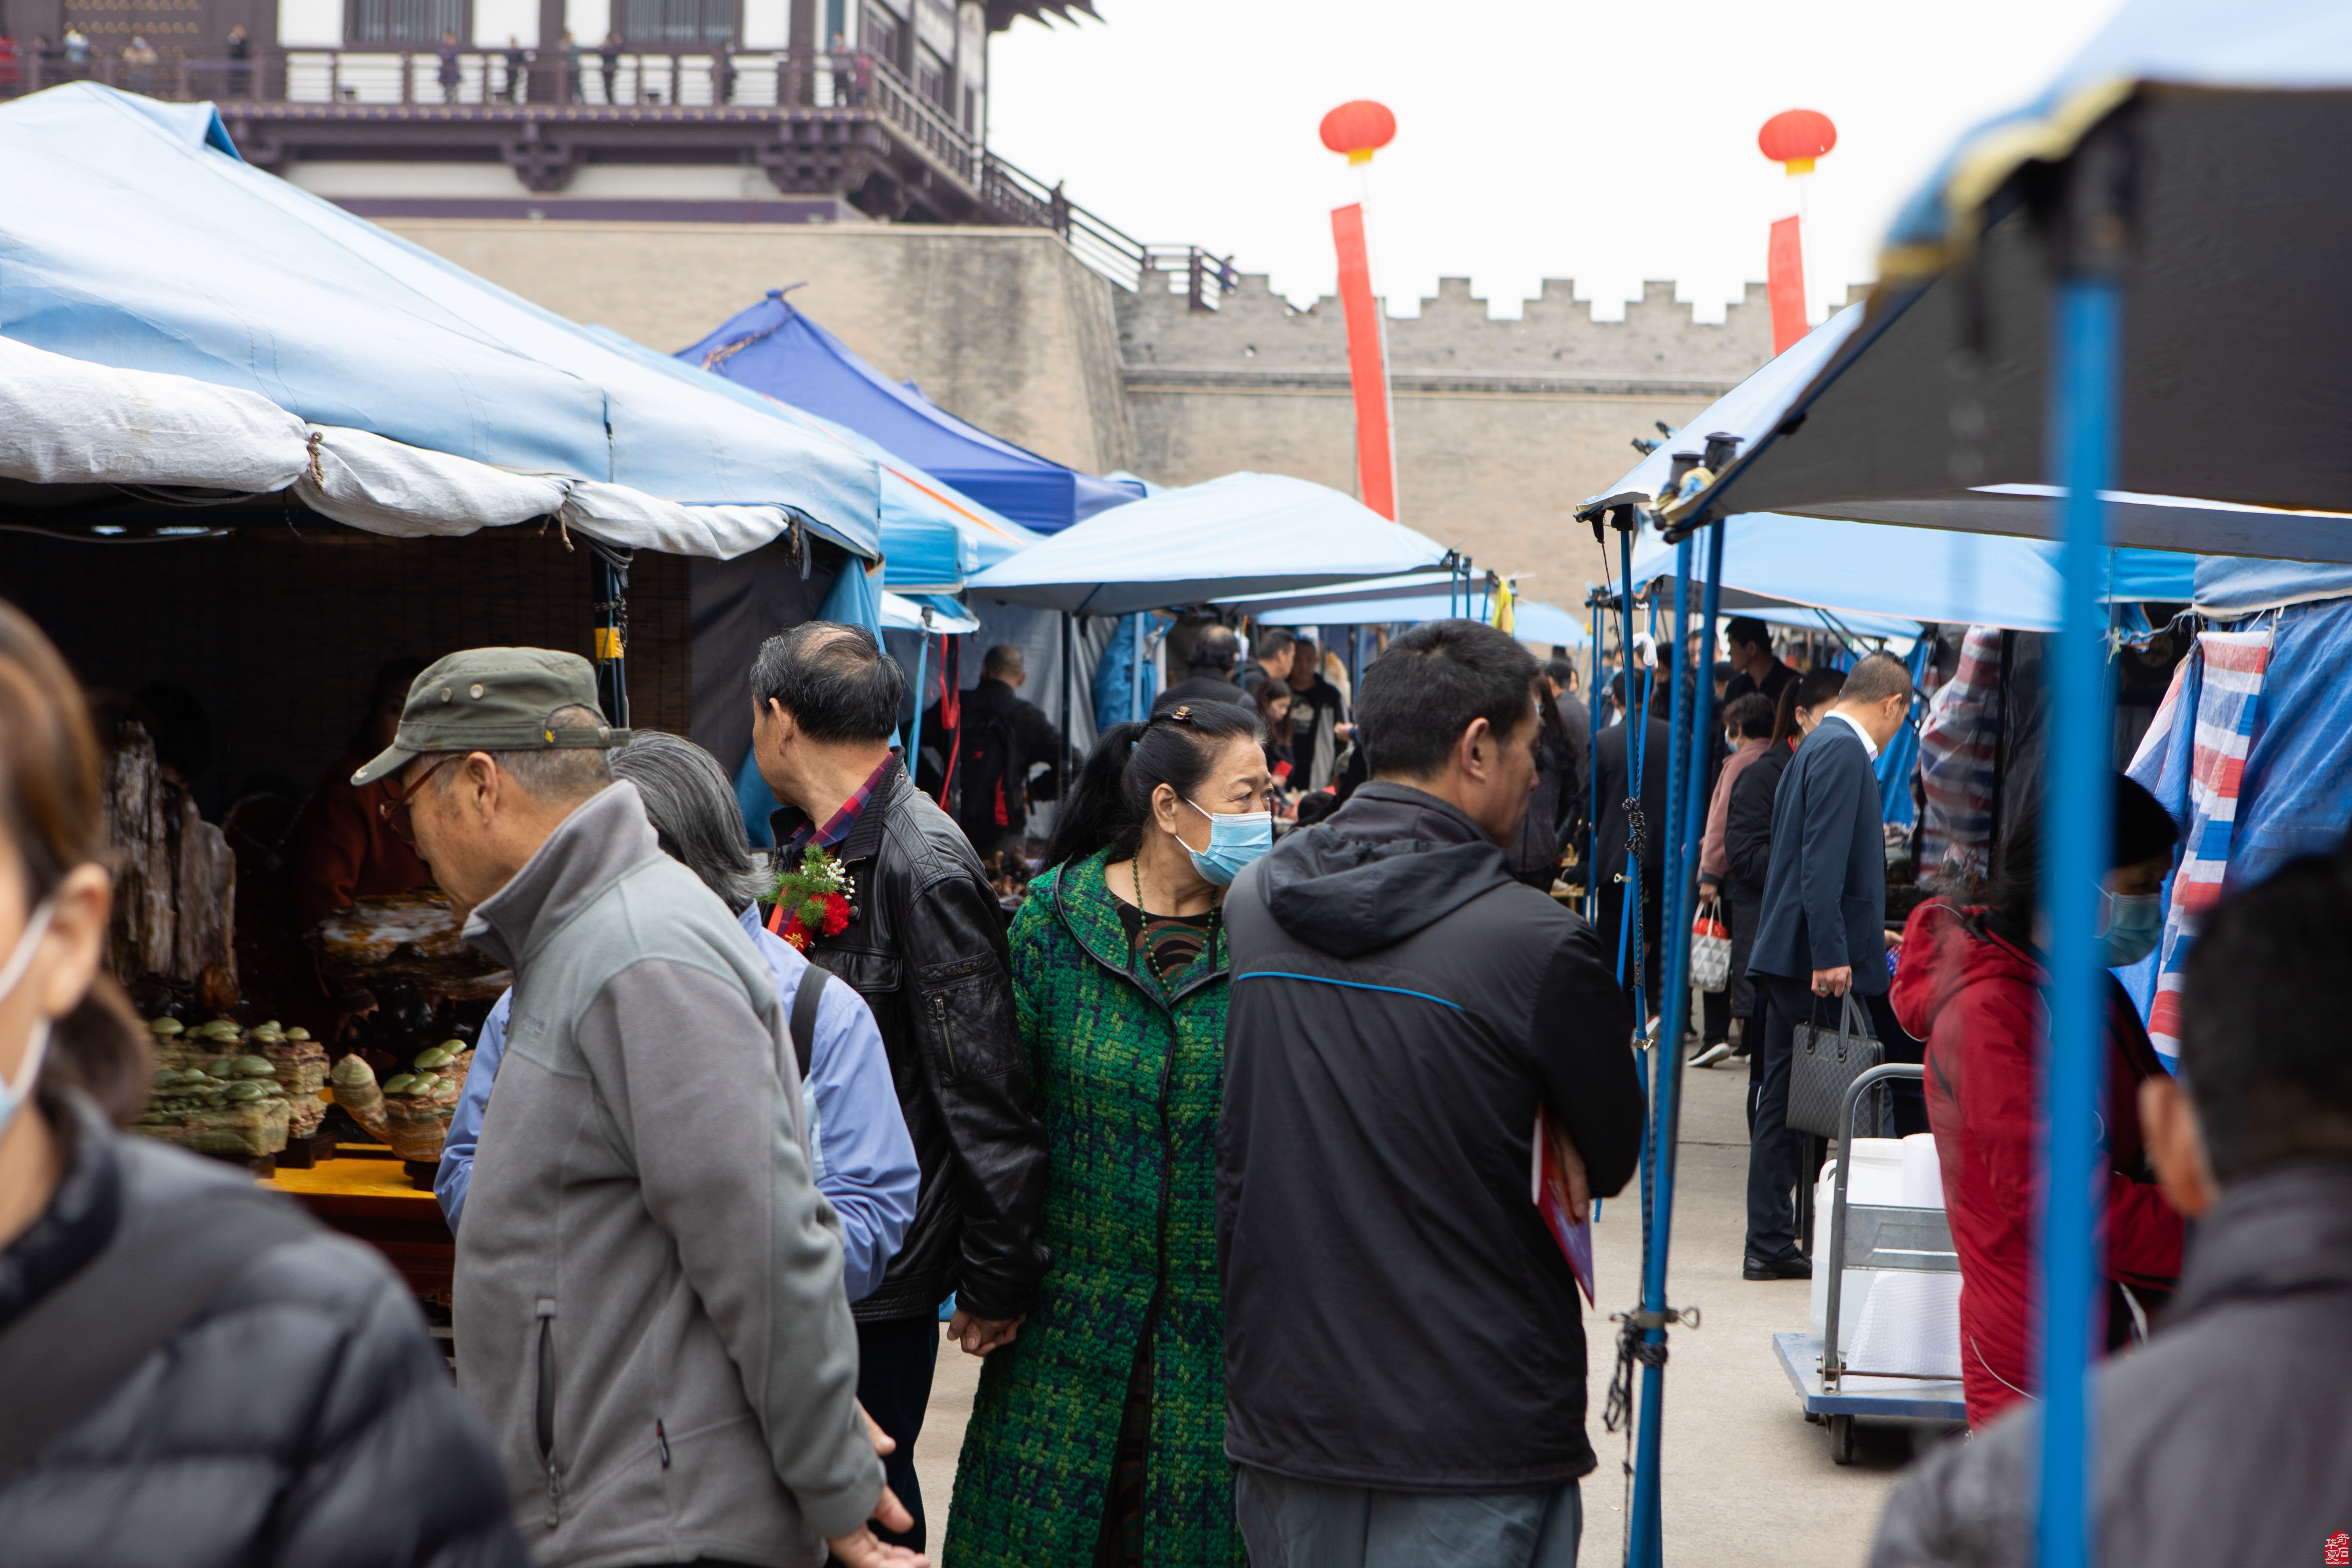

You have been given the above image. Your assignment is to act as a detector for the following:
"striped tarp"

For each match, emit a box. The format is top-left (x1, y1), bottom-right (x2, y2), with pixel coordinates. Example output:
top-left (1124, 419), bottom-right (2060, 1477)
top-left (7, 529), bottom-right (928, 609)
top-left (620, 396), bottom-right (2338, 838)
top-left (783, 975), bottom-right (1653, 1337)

top-left (2126, 628), bottom-right (2273, 1063)
top-left (1918, 625), bottom-right (2005, 876)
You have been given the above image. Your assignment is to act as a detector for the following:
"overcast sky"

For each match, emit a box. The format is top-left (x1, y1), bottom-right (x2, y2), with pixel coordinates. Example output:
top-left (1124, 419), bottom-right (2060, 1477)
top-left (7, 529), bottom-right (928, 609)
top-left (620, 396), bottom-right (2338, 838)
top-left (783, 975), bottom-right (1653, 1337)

top-left (986, 0), bottom-right (2123, 324)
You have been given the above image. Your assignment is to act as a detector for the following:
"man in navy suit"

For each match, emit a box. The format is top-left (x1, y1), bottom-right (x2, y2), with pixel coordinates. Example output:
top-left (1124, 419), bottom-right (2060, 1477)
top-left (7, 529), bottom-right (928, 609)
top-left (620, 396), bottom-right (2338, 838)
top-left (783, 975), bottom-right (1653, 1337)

top-left (1743, 651), bottom-right (1919, 1279)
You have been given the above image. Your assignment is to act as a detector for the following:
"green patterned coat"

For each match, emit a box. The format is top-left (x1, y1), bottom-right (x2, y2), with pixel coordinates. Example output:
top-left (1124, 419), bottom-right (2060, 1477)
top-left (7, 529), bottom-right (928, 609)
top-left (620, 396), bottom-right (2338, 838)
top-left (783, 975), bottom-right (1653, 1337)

top-left (945, 850), bottom-right (1244, 1568)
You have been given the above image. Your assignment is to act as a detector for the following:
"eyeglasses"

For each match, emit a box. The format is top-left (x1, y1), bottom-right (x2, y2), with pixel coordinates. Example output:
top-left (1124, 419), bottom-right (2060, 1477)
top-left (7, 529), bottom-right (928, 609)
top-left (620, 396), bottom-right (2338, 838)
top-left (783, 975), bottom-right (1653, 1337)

top-left (378, 754), bottom-right (455, 848)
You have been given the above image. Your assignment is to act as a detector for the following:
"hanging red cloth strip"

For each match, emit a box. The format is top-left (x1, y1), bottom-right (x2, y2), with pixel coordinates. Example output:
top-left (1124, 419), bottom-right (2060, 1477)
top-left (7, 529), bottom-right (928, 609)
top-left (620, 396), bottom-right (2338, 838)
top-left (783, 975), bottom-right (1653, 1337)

top-left (937, 638), bottom-right (964, 808)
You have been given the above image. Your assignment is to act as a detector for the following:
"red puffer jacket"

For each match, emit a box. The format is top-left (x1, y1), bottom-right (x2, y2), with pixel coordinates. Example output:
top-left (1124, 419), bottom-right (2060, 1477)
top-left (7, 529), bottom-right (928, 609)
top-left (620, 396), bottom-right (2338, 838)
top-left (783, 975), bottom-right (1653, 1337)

top-left (1890, 900), bottom-right (2184, 1429)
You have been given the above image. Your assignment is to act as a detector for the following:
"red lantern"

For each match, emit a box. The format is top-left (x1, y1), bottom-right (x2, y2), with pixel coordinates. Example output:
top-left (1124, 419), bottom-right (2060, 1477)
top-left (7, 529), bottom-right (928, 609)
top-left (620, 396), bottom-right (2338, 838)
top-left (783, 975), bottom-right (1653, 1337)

top-left (1320, 100), bottom-right (1397, 166)
top-left (1758, 109), bottom-right (1837, 175)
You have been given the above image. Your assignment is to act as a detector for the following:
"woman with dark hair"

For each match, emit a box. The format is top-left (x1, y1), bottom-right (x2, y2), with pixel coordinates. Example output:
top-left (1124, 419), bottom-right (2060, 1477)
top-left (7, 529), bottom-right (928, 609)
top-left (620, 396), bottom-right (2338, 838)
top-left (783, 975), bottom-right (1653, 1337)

top-left (1505, 675), bottom-right (1580, 891)
top-left (1890, 770), bottom-right (2186, 1429)
top-left (0, 602), bottom-right (524, 1565)
top-left (1691, 690), bottom-right (1779, 1066)
top-left (948, 701), bottom-right (1270, 1568)
top-left (1252, 678), bottom-right (1295, 790)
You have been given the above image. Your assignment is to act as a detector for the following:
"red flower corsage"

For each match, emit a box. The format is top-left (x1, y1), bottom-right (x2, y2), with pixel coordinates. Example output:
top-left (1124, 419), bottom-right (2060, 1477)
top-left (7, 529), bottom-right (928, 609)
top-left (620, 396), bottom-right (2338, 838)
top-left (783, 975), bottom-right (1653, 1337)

top-left (767, 845), bottom-right (853, 952)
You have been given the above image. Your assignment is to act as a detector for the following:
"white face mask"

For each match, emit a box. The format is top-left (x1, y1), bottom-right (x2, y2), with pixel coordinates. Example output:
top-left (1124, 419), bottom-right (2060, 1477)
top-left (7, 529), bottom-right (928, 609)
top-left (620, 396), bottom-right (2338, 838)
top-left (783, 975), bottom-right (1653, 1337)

top-left (0, 897), bottom-right (59, 1143)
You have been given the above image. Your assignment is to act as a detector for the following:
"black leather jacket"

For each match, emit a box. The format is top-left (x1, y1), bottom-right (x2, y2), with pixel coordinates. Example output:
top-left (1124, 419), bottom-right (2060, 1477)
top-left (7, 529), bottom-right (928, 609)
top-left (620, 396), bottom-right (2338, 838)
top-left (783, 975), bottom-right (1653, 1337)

top-left (772, 756), bottom-right (1051, 1322)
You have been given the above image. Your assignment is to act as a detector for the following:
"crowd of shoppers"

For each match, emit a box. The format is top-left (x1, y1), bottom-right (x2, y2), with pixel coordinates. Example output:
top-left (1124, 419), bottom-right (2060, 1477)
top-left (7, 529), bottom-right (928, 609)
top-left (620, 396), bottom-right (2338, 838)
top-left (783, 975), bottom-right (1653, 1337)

top-left (15, 585), bottom-right (2340, 1568)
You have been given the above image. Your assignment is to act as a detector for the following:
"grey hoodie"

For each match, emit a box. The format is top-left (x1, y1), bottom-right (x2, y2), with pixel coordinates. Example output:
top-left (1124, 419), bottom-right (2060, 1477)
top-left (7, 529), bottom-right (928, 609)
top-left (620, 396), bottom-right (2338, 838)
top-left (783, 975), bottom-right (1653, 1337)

top-left (454, 782), bottom-right (879, 1567)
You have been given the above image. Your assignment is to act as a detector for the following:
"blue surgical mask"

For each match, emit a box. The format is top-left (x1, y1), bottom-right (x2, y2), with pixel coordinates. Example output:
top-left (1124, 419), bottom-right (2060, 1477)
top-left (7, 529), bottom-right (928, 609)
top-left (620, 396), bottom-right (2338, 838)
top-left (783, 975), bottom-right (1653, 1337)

top-left (0, 898), bottom-right (59, 1144)
top-left (2097, 888), bottom-right (2163, 969)
top-left (1183, 797), bottom-right (1273, 887)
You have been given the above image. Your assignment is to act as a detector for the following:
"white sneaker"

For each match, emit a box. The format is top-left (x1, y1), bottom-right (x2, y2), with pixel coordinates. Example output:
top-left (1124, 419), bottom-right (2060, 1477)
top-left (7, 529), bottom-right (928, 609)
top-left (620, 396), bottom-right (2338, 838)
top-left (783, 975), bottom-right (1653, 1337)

top-left (1690, 1041), bottom-right (1736, 1068)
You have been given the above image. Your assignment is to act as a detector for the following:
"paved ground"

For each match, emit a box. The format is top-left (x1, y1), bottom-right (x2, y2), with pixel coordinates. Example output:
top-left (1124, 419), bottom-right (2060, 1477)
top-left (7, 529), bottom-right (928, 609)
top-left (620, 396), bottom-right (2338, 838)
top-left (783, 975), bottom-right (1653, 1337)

top-left (911, 1043), bottom-right (1944, 1565)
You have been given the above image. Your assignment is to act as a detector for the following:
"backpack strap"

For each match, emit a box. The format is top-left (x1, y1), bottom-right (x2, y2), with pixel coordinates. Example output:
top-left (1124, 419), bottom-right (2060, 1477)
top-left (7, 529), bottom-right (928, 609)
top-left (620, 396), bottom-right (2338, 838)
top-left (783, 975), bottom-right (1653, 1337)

top-left (0, 1182), bottom-right (317, 1480)
top-left (790, 960), bottom-right (828, 1082)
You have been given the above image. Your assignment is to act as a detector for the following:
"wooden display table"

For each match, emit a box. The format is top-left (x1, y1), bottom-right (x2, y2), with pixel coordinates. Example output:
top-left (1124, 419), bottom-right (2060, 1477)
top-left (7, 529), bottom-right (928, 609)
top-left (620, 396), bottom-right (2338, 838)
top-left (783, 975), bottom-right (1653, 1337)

top-left (260, 1150), bottom-right (454, 1306)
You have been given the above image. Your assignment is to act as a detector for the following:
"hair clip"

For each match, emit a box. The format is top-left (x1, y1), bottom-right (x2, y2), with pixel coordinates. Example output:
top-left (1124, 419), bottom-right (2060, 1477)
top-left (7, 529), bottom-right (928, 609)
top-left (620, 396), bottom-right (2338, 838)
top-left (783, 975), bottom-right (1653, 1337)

top-left (1170, 705), bottom-right (1194, 724)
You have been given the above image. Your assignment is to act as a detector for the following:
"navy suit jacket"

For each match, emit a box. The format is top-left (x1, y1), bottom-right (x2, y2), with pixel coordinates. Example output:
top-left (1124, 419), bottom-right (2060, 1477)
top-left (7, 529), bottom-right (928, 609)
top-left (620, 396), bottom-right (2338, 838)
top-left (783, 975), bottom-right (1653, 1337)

top-left (1747, 717), bottom-right (1888, 992)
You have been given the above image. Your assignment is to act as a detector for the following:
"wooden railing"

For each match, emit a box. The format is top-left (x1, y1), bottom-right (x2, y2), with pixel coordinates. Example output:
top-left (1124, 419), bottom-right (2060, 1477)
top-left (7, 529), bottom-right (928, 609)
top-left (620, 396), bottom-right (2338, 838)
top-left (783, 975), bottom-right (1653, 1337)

top-left (0, 43), bottom-right (1231, 297)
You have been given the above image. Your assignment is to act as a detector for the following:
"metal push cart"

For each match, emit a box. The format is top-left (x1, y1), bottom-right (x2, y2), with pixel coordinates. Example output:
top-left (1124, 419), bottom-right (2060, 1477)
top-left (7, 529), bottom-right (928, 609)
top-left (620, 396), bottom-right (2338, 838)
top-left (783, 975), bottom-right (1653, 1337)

top-left (1772, 1063), bottom-right (1967, 1462)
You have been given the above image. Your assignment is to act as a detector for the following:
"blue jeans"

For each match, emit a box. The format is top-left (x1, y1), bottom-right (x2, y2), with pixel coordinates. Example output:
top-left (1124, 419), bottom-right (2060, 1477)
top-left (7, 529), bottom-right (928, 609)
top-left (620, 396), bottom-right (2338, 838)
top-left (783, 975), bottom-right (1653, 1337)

top-left (1234, 1466), bottom-right (1581, 1568)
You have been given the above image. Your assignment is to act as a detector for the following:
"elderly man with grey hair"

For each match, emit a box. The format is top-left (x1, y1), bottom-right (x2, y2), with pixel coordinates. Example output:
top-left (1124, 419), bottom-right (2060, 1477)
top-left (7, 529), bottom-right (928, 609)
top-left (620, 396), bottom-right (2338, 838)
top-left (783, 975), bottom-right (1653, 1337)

top-left (366, 649), bottom-right (922, 1566)
top-left (438, 731), bottom-right (918, 1308)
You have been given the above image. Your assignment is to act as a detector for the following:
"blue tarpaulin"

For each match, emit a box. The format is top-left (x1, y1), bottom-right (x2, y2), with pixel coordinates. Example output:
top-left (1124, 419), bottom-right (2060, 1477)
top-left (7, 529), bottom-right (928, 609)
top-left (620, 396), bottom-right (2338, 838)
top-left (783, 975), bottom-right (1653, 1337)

top-left (585, 323), bottom-right (1038, 586)
top-left (1623, 514), bottom-right (2197, 631)
top-left (1255, 592), bottom-right (1589, 648)
top-left (2193, 554), bottom-right (2352, 619)
top-left (0, 84), bottom-right (882, 556)
top-left (967, 472), bottom-right (1452, 616)
top-left (679, 291), bottom-right (1143, 534)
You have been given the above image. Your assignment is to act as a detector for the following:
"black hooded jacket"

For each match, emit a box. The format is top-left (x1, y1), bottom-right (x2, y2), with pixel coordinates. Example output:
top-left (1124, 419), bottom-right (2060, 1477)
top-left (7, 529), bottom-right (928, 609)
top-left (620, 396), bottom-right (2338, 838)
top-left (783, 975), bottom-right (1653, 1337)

top-left (1216, 782), bottom-right (1647, 1492)
top-left (0, 1096), bottom-right (526, 1568)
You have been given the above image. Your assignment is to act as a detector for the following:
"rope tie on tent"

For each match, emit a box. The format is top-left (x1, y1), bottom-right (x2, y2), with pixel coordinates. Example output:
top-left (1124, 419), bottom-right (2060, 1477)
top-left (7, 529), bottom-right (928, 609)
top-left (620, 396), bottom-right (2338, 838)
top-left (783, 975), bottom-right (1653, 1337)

top-left (1603, 1303), bottom-right (1700, 1522)
top-left (304, 429), bottom-right (325, 485)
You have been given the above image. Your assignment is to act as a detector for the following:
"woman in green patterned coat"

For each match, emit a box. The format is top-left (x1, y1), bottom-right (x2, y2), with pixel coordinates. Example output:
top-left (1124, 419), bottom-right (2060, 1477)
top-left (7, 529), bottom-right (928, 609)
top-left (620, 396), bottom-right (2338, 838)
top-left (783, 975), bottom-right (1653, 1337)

top-left (947, 700), bottom-right (1273, 1568)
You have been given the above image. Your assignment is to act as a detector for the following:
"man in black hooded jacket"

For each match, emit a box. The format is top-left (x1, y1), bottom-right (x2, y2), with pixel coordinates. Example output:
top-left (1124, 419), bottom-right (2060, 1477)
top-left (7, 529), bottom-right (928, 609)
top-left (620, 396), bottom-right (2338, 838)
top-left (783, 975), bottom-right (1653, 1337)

top-left (1218, 618), bottom-right (1647, 1568)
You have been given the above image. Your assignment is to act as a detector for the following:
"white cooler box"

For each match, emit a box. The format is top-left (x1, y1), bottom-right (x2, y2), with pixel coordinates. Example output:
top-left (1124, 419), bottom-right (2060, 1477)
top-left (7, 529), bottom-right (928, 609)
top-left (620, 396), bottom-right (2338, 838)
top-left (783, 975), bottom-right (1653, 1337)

top-left (1809, 1133), bottom-right (1963, 1382)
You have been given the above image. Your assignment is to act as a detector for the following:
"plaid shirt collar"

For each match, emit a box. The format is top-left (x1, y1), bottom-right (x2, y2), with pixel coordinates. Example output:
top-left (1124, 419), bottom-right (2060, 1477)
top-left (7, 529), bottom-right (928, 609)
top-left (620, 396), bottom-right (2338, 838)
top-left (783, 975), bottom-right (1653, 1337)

top-left (782, 752), bottom-right (895, 858)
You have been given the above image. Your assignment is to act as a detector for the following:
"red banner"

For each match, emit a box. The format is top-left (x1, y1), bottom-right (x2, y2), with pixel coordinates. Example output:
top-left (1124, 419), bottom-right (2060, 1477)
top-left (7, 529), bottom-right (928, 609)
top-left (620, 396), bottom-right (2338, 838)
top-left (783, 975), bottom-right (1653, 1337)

top-left (1330, 202), bottom-right (1396, 520)
top-left (1767, 214), bottom-right (1808, 355)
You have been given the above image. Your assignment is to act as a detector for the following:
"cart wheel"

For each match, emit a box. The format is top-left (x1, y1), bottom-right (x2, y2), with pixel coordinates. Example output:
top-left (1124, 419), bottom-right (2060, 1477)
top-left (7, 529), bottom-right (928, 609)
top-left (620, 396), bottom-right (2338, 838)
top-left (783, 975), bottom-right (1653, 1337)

top-left (1830, 1414), bottom-right (1856, 1465)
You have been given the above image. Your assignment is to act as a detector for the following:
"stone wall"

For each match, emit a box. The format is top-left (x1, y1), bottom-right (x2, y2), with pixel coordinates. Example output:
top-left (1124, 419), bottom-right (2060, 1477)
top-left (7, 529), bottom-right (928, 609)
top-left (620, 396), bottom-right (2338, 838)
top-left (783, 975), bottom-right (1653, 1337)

top-left (381, 219), bottom-right (1138, 478)
top-left (1119, 273), bottom-right (1807, 586)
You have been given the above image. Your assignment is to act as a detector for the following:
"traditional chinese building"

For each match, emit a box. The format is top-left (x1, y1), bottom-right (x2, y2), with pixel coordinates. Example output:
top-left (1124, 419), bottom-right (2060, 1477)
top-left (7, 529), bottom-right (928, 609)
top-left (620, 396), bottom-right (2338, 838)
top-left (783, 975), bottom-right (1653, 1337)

top-left (9, 0), bottom-right (1097, 224)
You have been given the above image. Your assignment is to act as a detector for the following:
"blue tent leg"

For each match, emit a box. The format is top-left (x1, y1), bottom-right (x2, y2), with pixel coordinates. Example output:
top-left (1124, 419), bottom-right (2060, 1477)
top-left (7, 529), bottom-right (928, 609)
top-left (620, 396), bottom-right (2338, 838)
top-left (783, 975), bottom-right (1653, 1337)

top-left (2037, 274), bottom-right (2119, 1568)
top-left (1625, 527), bottom-right (1714, 1568)
top-left (1587, 595), bottom-right (1605, 924)
top-left (905, 626), bottom-right (931, 788)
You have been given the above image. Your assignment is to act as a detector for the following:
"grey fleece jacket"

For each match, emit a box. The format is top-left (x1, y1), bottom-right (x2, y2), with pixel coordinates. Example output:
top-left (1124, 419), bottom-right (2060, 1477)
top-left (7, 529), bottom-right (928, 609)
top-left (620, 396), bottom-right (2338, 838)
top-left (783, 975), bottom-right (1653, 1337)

top-left (453, 782), bottom-right (880, 1567)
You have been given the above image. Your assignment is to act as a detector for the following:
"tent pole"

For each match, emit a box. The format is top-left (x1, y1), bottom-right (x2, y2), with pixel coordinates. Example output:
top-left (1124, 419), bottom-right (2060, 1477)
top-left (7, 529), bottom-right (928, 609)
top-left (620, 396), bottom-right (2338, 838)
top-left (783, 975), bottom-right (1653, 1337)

top-left (1129, 613), bottom-right (1145, 722)
top-left (1587, 594), bottom-right (1605, 924)
top-left (906, 612), bottom-right (931, 796)
top-left (2036, 193), bottom-right (2124, 1568)
top-left (1059, 612), bottom-right (1075, 812)
top-left (1625, 530), bottom-right (1702, 1568)
top-left (590, 542), bottom-right (633, 727)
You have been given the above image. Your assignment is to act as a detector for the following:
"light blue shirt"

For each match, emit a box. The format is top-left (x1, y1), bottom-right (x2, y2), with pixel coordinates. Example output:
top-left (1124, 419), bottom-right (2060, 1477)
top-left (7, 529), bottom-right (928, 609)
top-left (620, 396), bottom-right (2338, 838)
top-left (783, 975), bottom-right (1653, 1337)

top-left (435, 904), bottom-right (920, 1303)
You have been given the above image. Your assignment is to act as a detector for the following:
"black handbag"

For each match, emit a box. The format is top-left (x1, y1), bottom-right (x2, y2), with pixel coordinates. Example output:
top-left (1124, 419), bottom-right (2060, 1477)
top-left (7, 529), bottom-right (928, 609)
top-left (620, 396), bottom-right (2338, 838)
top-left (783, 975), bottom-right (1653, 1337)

top-left (1786, 992), bottom-right (1883, 1139)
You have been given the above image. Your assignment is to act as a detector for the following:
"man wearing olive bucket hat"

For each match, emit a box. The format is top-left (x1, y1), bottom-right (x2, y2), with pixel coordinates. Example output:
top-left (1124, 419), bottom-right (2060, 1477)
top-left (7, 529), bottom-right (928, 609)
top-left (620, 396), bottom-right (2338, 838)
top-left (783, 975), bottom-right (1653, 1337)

top-left (354, 648), bottom-right (924, 1568)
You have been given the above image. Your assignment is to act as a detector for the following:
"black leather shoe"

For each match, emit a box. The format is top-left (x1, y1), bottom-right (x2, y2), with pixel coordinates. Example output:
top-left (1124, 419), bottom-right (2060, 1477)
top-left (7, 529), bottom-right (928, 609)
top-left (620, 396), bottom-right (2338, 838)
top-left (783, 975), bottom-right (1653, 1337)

top-left (1743, 1255), bottom-right (1813, 1281)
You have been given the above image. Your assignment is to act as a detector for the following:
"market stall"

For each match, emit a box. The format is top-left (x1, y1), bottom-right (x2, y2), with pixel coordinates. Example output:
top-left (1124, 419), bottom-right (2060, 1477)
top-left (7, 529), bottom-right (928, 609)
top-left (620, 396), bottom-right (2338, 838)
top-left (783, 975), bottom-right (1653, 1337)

top-left (0, 86), bottom-right (895, 1269)
top-left (1614, 3), bottom-right (2352, 1560)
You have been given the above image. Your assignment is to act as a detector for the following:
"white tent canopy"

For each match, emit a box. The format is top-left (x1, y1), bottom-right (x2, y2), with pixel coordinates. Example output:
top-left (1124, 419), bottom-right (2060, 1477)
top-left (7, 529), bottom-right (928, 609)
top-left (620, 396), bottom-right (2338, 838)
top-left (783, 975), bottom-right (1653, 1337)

top-left (966, 472), bottom-right (1452, 616)
top-left (0, 333), bottom-right (824, 560)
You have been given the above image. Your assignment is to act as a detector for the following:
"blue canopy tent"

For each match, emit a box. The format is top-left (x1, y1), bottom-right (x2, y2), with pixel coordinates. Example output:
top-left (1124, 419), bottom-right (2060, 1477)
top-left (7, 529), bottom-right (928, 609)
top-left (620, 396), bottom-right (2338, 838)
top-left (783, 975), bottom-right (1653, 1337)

top-left (1621, 3), bottom-right (2352, 1565)
top-left (0, 83), bottom-right (909, 845)
top-left (583, 322), bottom-right (1042, 590)
top-left (965, 470), bottom-right (1452, 805)
top-left (1622, 513), bottom-right (2198, 632)
top-left (1253, 592), bottom-right (1589, 648)
top-left (679, 290), bottom-right (1144, 534)
top-left (0, 86), bottom-right (882, 557)
top-left (966, 472), bottom-right (1453, 616)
